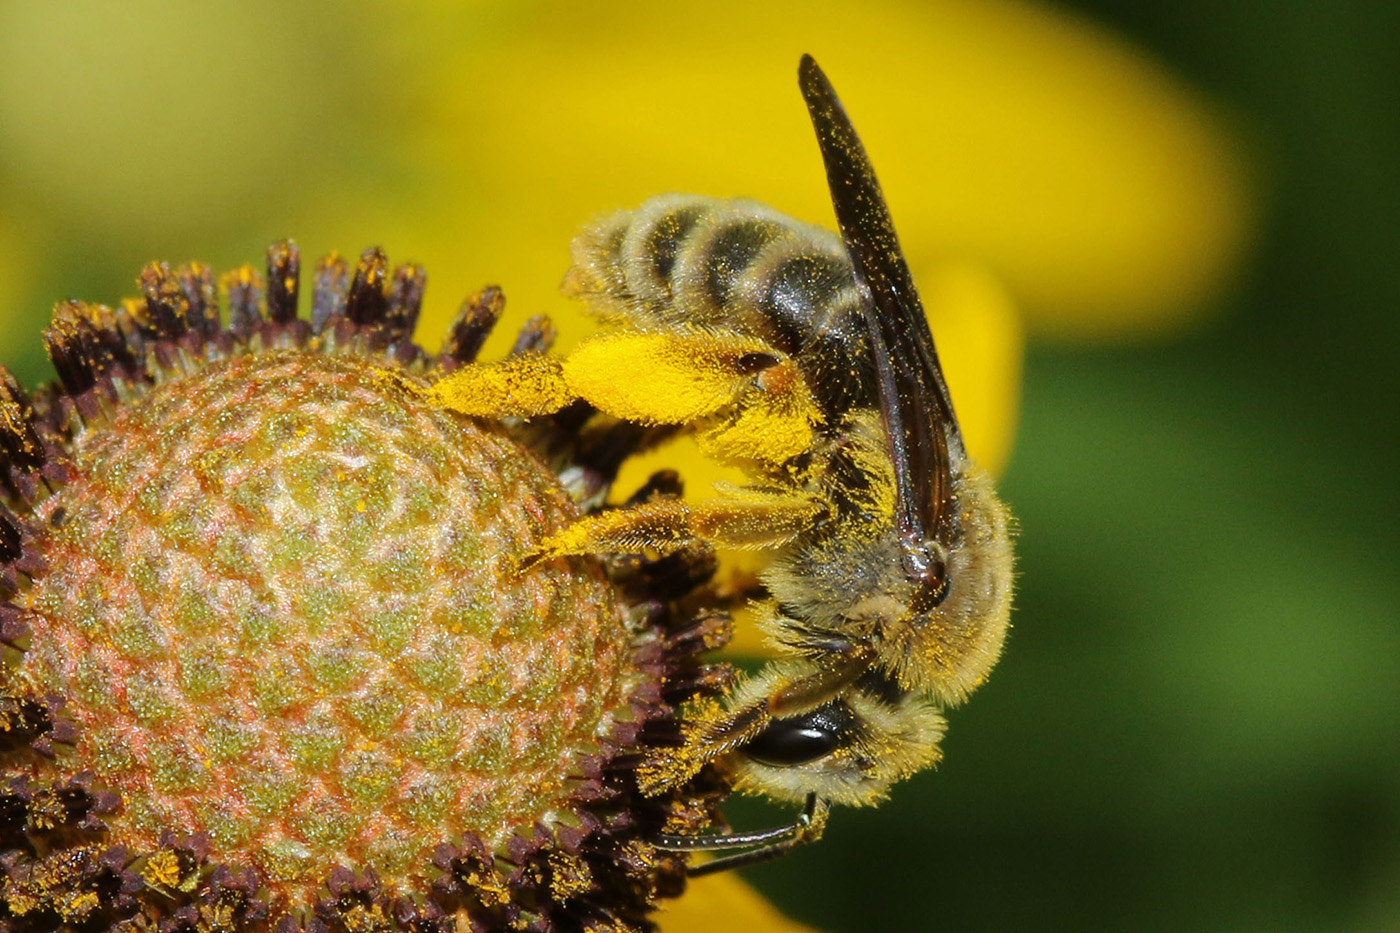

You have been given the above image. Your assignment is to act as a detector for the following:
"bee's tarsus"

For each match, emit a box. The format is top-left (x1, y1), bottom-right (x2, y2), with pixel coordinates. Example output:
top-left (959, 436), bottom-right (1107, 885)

top-left (655, 792), bottom-right (830, 876)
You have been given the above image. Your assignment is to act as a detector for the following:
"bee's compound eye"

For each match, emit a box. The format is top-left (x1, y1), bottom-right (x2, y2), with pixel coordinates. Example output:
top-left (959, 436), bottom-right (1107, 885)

top-left (743, 706), bottom-right (849, 767)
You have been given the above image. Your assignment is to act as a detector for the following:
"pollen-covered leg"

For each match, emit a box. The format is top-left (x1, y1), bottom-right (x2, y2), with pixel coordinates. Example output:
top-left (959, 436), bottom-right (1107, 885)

top-left (523, 487), bottom-right (825, 565)
top-left (423, 354), bottom-right (573, 418)
top-left (562, 330), bottom-right (787, 425)
top-left (656, 791), bottom-right (832, 876)
top-left (729, 677), bottom-right (946, 809)
top-left (637, 647), bottom-right (872, 795)
top-left (563, 330), bottom-right (823, 471)
top-left (697, 364), bottom-right (822, 468)
top-left (641, 643), bottom-right (943, 813)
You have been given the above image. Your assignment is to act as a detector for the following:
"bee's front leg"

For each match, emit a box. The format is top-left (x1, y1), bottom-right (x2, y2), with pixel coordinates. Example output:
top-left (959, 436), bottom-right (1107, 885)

top-left (642, 646), bottom-right (873, 874)
top-left (637, 642), bottom-right (875, 794)
top-left (656, 791), bottom-right (832, 876)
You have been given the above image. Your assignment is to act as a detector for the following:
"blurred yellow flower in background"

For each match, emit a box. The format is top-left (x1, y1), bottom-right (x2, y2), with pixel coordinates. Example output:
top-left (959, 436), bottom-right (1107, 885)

top-left (0, 0), bottom-right (1255, 929)
top-left (0, 0), bottom-right (1253, 462)
top-left (367, 0), bottom-right (1253, 343)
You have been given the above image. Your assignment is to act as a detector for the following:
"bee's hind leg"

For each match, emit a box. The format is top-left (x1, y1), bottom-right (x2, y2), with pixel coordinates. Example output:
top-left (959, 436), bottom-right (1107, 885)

top-left (422, 353), bottom-right (575, 419)
top-left (655, 792), bottom-right (831, 876)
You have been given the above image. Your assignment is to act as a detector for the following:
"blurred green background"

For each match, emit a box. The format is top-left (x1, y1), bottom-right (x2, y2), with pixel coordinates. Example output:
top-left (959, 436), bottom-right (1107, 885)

top-left (1, 1), bottom-right (1395, 931)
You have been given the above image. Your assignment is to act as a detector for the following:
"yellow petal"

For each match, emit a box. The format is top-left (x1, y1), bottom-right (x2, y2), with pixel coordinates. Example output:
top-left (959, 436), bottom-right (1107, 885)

top-left (658, 871), bottom-right (818, 933)
top-left (917, 261), bottom-right (1024, 477)
top-left (370, 0), bottom-right (1252, 344)
top-left (0, 0), bottom-right (1251, 347)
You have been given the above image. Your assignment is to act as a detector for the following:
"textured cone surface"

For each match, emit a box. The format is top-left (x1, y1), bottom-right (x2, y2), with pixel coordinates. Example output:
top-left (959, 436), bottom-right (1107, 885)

top-left (13, 350), bottom-right (632, 896)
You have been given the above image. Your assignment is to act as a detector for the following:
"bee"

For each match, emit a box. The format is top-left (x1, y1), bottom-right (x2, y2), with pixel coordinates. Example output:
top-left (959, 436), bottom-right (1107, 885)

top-left (426, 55), bottom-right (1014, 873)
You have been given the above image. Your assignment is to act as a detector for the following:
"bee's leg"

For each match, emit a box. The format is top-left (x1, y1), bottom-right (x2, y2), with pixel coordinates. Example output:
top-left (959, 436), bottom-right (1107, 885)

top-left (421, 354), bottom-right (574, 418)
top-left (564, 331), bottom-right (824, 472)
top-left (656, 792), bottom-right (831, 876)
top-left (562, 330), bottom-right (791, 425)
top-left (638, 645), bottom-right (874, 792)
top-left (645, 653), bottom-right (871, 874)
top-left (522, 489), bottom-right (825, 567)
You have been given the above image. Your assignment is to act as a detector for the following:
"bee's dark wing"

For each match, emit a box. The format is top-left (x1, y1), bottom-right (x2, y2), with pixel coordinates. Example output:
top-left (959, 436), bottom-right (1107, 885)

top-left (799, 54), bottom-right (961, 603)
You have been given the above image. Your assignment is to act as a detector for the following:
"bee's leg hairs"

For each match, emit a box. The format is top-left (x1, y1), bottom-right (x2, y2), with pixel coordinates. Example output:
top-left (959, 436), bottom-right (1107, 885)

top-left (642, 646), bottom-right (872, 874)
top-left (637, 643), bottom-right (874, 794)
top-left (522, 488), bottom-right (825, 566)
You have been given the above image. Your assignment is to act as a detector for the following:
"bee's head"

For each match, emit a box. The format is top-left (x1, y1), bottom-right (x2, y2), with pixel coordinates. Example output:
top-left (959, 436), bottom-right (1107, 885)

top-left (729, 673), bottom-right (945, 808)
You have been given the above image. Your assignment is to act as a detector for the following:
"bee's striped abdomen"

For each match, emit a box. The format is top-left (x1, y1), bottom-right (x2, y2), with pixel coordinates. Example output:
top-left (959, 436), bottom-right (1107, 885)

top-left (565, 195), bottom-right (871, 411)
